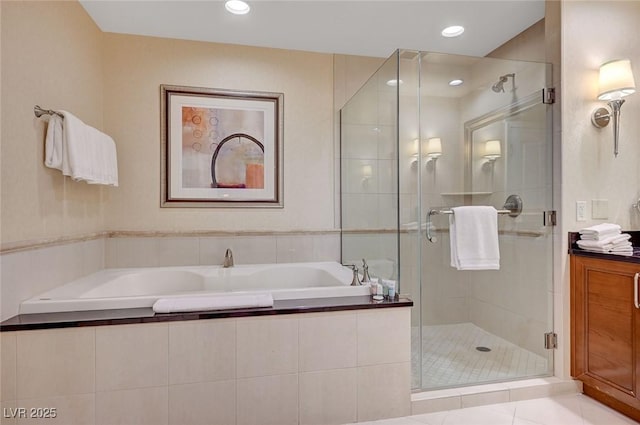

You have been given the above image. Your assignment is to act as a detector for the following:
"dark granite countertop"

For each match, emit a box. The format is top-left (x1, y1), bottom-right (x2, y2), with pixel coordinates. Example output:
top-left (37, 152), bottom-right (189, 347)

top-left (568, 231), bottom-right (640, 264)
top-left (0, 295), bottom-right (413, 332)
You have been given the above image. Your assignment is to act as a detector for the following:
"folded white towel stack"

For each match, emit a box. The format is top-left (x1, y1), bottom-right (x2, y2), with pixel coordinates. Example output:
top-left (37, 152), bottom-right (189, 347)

top-left (449, 206), bottom-right (500, 270)
top-left (44, 111), bottom-right (118, 186)
top-left (577, 223), bottom-right (633, 256)
top-left (152, 293), bottom-right (274, 314)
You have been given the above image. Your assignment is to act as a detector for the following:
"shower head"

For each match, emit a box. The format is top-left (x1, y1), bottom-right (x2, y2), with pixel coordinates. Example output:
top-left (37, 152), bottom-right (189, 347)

top-left (492, 73), bottom-right (515, 93)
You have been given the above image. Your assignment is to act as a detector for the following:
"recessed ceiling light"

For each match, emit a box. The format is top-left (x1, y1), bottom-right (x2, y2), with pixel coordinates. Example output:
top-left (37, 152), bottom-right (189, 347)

top-left (225, 0), bottom-right (250, 15)
top-left (441, 26), bottom-right (465, 38)
top-left (449, 79), bottom-right (464, 86)
top-left (386, 79), bottom-right (403, 87)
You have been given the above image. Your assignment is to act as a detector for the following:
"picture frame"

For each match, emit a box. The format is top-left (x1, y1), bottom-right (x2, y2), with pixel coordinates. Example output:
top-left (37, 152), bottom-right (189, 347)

top-left (160, 84), bottom-right (284, 208)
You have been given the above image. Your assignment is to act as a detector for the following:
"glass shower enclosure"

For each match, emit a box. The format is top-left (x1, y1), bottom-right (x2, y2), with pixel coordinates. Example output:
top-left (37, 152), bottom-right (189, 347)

top-left (340, 50), bottom-right (554, 391)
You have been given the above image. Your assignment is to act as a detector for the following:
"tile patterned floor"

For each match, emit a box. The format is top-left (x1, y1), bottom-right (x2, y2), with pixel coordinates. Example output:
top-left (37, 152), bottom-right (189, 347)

top-left (351, 393), bottom-right (639, 425)
top-left (413, 323), bottom-right (549, 389)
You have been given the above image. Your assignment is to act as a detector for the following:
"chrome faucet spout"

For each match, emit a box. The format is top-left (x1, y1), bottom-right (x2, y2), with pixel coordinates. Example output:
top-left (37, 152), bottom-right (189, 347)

top-left (223, 248), bottom-right (234, 268)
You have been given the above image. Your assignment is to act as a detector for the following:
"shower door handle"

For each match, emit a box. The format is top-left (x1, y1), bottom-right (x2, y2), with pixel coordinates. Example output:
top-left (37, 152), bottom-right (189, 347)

top-left (634, 272), bottom-right (640, 309)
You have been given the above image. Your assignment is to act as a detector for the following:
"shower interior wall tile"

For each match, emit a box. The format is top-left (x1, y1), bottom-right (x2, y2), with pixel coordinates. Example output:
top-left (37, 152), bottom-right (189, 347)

top-left (341, 194), bottom-right (379, 229)
top-left (199, 236), bottom-right (278, 266)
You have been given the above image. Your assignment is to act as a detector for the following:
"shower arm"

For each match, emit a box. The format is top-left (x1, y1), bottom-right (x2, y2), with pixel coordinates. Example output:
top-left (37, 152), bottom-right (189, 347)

top-left (425, 194), bottom-right (523, 243)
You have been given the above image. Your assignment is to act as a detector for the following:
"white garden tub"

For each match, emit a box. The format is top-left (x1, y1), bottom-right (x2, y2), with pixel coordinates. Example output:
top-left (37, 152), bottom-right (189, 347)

top-left (20, 262), bottom-right (371, 314)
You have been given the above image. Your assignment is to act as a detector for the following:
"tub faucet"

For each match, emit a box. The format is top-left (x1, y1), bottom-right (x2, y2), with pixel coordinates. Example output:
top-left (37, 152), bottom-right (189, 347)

top-left (223, 248), bottom-right (234, 268)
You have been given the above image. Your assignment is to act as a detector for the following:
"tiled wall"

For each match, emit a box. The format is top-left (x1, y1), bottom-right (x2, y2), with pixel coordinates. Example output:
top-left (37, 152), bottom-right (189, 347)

top-left (105, 233), bottom-right (340, 268)
top-left (0, 239), bottom-right (106, 321)
top-left (0, 308), bottom-right (411, 425)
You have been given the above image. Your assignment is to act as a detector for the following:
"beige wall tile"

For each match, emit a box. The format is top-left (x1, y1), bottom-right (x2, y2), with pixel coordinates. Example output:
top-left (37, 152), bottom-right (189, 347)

top-left (169, 319), bottom-right (236, 385)
top-left (96, 323), bottom-right (168, 391)
top-left (311, 234), bottom-right (340, 262)
top-left (357, 362), bottom-right (411, 422)
top-left (236, 374), bottom-right (298, 425)
top-left (236, 316), bottom-right (298, 378)
top-left (411, 395), bottom-right (462, 415)
top-left (96, 387), bottom-right (168, 425)
top-left (109, 237), bottom-right (200, 268)
top-left (1, 401), bottom-right (17, 425)
top-left (299, 369), bottom-right (357, 425)
top-left (199, 236), bottom-right (277, 266)
top-left (1, 332), bottom-right (16, 401)
top-left (16, 328), bottom-right (95, 399)
top-left (168, 380), bottom-right (235, 425)
top-left (299, 312), bottom-right (357, 372)
top-left (460, 390), bottom-right (510, 408)
top-left (276, 236), bottom-right (315, 263)
top-left (16, 394), bottom-right (94, 425)
top-left (357, 308), bottom-right (411, 366)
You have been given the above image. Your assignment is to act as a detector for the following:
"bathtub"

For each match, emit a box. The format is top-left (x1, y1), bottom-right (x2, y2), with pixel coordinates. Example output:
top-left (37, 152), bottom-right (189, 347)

top-left (19, 262), bottom-right (372, 315)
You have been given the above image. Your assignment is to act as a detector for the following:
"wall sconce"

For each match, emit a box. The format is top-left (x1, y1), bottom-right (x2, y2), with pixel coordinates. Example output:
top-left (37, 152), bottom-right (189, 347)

top-left (425, 137), bottom-right (442, 163)
top-left (591, 59), bottom-right (636, 156)
top-left (483, 139), bottom-right (501, 163)
top-left (361, 164), bottom-right (373, 182)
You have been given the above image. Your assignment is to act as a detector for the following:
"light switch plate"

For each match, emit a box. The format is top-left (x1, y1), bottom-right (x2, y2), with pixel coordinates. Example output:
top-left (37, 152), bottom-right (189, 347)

top-left (576, 201), bottom-right (587, 222)
top-left (592, 199), bottom-right (609, 219)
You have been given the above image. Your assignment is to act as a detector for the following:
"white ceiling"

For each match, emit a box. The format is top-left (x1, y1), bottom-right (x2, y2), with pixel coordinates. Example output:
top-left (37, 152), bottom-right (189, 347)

top-left (79, 0), bottom-right (545, 58)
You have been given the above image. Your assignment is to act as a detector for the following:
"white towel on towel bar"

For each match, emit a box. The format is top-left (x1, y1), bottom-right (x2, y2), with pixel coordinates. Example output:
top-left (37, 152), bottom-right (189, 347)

top-left (43, 111), bottom-right (118, 186)
top-left (449, 206), bottom-right (500, 271)
top-left (152, 293), bottom-right (274, 313)
top-left (44, 114), bottom-right (64, 169)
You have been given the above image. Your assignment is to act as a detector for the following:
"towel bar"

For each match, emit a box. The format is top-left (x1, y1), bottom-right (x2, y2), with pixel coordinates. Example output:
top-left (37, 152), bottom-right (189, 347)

top-left (34, 105), bottom-right (63, 119)
top-left (426, 194), bottom-right (523, 243)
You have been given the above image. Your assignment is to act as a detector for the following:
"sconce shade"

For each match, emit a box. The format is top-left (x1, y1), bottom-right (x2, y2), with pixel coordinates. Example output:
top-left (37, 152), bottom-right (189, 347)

top-left (597, 59), bottom-right (636, 100)
top-left (362, 164), bottom-right (373, 178)
top-left (484, 140), bottom-right (501, 159)
top-left (426, 137), bottom-right (442, 158)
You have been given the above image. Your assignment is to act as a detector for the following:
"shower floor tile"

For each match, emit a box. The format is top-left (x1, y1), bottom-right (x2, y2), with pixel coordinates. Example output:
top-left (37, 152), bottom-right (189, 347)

top-left (412, 323), bottom-right (549, 390)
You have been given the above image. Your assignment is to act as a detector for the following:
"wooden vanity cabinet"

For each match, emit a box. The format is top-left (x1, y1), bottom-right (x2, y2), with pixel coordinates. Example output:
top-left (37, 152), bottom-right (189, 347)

top-left (571, 255), bottom-right (640, 421)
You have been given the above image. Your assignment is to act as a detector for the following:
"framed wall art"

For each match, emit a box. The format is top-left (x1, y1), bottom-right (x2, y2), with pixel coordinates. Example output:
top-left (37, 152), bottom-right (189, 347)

top-left (161, 85), bottom-right (284, 208)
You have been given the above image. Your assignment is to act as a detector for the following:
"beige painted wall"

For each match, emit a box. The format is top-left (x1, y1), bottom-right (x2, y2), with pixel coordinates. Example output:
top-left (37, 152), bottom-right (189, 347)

top-left (0, 1), bottom-right (105, 245)
top-left (561, 1), bottom-right (640, 232)
top-left (102, 34), bottom-right (335, 233)
top-left (558, 0), bottom-right (640, 380)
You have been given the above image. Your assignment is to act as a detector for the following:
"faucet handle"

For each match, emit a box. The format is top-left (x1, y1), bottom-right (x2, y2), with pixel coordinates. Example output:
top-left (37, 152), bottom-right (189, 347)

top-left (343, 264), bottom-right (362, 286)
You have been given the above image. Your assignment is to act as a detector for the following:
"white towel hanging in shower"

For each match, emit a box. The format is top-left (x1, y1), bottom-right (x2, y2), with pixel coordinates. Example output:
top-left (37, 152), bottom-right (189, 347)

top-left (449, 206), bottom-right (500, 270)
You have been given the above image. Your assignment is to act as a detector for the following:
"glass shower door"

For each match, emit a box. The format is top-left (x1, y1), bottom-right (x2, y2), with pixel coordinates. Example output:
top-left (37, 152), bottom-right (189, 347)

top-left (416, 52), bottom-right (554, 390)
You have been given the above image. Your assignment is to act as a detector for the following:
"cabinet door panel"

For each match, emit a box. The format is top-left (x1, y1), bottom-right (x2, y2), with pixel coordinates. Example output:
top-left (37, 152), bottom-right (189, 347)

top-left (586, 269), bottom-right (634, 391)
